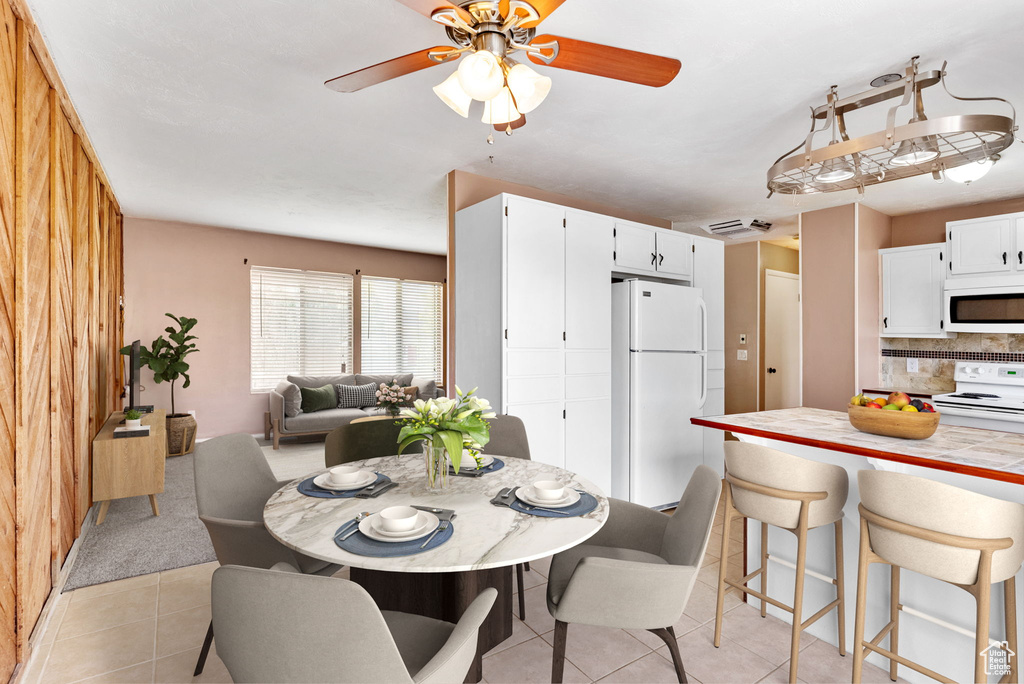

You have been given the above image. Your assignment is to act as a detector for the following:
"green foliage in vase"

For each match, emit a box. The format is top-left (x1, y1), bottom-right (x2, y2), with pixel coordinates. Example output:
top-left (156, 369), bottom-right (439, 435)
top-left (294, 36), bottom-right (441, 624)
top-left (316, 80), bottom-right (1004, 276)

top-left (120, 313), bottom-right (199, 416)
top-left (124, 409), bottom-right (142, 421)
top-left (395, 386), bottom-right (495, 472)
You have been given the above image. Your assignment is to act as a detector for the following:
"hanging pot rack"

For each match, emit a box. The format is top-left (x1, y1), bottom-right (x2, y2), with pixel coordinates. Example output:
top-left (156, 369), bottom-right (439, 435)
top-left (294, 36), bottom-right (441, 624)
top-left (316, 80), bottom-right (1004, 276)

top-left (766, 57), bottom-right (1018, 196)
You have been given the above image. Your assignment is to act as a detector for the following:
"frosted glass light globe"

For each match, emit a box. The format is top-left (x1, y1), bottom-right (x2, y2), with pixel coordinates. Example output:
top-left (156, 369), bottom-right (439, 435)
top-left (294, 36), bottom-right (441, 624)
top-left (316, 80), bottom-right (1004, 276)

top-left (945, 158), bottom-right (996, 184)
top-left (481, 87), bottom-right (521, 125)
top-left (457, 50), bottom-right (504, 101)
top-left (505, 63), bottom-right (551, 113)
top-left (433, 71), bottom-right (471, 118)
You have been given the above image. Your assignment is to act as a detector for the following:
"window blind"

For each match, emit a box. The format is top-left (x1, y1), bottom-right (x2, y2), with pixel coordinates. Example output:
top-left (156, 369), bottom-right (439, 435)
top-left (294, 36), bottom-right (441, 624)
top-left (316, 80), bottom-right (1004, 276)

top-left (361, 276), bottom-right (444, 384)
top-left (250, 266), bottom-right (353, 392)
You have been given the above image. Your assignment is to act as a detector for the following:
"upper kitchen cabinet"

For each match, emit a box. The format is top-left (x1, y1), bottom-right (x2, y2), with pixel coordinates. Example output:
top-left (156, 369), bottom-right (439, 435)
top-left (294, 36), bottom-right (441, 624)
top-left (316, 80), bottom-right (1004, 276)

top-left (691, 236), bottom-right (724, 353)
top-left (504, 196), bottom-right (565, 351)
top-left (565, 210), bottom-right (614, 349)
top-left (655, 230), bottom-right (693, 278)
top-left (880, 243), bottom-right (953, 338)
top-left (613, 222), bottom-right (659, 273)
top-left (613, 222), bottom-right (693, 279)
top-left (947, 215), bottom-right (1014, 276)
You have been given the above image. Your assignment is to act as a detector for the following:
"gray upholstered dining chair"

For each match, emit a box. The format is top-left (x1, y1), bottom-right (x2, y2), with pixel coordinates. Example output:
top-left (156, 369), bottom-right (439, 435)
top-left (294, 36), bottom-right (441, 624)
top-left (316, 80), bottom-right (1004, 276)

top-left (483, 414), bottom-right (532, 618)
top-left (212, 563), bottom-right (497, 684)
top-left (545, 465), bottom-right (722, 684)
top-left (193, 433), bottom-right (341, 676)
top-left (324, 418), bottom-right (404, 468)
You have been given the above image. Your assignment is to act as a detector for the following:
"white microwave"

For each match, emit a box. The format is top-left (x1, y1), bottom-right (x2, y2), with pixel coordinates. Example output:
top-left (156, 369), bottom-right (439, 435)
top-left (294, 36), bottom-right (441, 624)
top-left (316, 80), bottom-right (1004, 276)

top-left (944, 282), bottom-right (1024, 332)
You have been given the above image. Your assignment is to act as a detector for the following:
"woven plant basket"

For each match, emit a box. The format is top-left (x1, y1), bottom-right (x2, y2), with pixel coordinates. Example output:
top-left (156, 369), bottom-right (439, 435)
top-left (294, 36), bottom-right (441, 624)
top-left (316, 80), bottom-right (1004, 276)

top-left (167, 414), bottom-right (198, 456)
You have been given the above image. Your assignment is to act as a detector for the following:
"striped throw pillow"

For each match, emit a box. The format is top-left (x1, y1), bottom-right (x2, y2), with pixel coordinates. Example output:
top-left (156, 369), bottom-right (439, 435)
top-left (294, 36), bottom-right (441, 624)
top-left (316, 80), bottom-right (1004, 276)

top-left (337, 382), bottom-right (379, 409)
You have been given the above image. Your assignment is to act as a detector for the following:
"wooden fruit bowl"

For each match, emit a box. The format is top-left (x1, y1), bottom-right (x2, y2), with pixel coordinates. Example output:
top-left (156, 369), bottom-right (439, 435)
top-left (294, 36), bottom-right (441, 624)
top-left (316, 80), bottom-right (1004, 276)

top-left (847, 404), bottom-right (940, 440)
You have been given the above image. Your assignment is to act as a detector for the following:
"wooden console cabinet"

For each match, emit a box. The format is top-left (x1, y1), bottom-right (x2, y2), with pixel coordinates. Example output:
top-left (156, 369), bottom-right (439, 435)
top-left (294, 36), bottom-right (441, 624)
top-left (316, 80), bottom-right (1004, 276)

top-left (92, 410), bottom-right (167, 524)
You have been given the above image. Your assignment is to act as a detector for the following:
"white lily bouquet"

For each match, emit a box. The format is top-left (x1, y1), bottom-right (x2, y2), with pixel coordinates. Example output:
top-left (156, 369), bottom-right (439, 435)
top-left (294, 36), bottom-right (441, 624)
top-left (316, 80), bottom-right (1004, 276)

top-left (396, 386), bottom-right (496, 489)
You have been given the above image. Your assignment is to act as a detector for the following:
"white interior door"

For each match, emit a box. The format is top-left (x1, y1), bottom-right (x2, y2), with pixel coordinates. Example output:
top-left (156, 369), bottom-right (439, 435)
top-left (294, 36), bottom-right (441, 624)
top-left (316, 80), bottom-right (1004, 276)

top-left (764, 270), bottom-right (801, 410)
top-left (504, 197), bottom-right (564, 350)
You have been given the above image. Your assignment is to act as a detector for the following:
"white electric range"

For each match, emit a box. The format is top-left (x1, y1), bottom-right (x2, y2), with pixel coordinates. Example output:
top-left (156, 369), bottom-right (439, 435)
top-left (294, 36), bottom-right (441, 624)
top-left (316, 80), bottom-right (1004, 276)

top-left (932, 361), bottom-right (1024, 433)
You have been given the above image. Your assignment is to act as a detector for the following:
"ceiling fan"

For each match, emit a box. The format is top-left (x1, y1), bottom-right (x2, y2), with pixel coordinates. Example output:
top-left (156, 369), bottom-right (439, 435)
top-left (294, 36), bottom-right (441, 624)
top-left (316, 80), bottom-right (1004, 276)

top-left (324, 0), bottom-right (682, 134)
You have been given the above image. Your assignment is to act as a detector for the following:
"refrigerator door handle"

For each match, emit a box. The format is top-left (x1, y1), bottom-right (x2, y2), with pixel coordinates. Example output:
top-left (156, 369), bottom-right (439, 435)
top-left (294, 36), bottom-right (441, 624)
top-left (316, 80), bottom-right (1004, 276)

top-left (698, 353), bottom-right (708, 410)
top-left (698, 298), bottom-right (708, 354)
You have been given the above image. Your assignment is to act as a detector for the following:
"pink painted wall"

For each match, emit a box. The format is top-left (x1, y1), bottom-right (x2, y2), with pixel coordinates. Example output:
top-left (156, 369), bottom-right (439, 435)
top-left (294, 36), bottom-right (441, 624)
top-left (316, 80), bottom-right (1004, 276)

top-left (123, 218), bottom-right (446, 438)
top-left (801, 205), bottom-right (857, 411)
top-left (856, 205), bottom-right (892, 392)
top-left (891, 195), bottom-right (1024, 247)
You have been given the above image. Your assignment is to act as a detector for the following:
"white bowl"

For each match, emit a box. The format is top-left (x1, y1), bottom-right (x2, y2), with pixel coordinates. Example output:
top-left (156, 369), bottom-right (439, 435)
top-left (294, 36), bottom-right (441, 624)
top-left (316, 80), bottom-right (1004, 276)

top-left (533, 480), bottom-right (565, 501)
top-left (328, 465), bottom-right (361, 485)
top-left (379, 506), bottom-right (420, 533)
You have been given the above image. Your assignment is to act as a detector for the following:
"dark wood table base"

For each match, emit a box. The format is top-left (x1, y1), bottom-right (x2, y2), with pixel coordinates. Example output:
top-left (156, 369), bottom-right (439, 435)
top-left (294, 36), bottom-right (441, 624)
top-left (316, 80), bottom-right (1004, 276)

top-left (350, 566), bottom-right (513, 683)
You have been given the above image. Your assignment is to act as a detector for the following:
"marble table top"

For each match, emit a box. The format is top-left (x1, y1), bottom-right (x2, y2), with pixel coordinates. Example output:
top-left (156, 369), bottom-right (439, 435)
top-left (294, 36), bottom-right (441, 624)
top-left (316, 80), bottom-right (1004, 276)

top-left (694, 407), bottom-right (1024, 485)
top-left (264, 454), bottom-right (609, 573)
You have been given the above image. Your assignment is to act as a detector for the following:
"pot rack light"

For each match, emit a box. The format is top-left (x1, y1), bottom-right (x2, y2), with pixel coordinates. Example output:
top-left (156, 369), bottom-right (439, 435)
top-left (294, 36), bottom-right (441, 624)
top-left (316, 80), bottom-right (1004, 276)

top-left (766, 57), bottom-right (1019, 196)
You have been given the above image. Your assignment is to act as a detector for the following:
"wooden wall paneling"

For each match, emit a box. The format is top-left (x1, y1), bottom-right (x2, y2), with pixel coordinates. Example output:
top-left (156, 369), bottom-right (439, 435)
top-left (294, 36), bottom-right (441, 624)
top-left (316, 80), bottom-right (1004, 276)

top-left (88, 173), bottom-right (99, 445)
top-left (14, 24), bottom-right (51, 654)
top-left (71, 138), bottom-right (90, 527)
top-left (107, 198), bottom-right (120, 410)
top-left (0, 0), bottom-right (17, 678)
top-left (96, 185), bottom-right (107, 419)
top-left (49, 94), bottom-right (73, 570)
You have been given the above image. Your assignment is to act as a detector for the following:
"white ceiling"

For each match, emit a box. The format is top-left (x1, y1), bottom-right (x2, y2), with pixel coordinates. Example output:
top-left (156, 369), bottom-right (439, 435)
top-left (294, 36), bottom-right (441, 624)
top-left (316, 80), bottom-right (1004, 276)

top-left (27, 0), bottom-right (1024, 255)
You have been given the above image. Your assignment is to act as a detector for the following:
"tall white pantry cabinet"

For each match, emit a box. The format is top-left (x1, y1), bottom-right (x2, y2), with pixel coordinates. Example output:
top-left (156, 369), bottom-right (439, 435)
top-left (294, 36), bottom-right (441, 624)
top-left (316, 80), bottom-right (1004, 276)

top-left (454, 193), bottom-right (725, 495)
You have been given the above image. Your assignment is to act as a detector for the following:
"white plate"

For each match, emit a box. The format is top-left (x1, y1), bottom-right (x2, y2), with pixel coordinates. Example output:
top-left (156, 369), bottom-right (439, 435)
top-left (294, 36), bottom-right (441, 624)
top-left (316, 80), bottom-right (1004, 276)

top-left (516, 485), bottom-right (581, 509)
top-left (457, 453), bottom-right (494, 470)
top-left (359, 511), bottom-right (439, 542)
top-left (313, 470), bottom-right (376, 491)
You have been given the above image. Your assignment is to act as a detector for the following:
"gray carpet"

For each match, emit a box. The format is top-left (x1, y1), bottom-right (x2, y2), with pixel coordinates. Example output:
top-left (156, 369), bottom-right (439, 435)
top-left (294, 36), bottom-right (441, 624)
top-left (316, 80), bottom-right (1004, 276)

top-left (64, 438), bottom-right (327, 591)
top-left (64, 453), bottom-right (216, 591)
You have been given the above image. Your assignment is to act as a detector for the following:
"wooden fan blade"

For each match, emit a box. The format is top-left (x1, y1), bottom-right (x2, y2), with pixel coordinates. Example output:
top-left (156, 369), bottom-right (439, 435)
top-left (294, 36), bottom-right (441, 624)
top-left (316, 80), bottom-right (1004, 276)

top-left (394, 0), bottom-right (473, 24)
top-left (527, 34), bottom-right (681, 87)
top-left (325, 47), bottom-right (460, 93)
top-left (515, 0), bottom-right (567, 28)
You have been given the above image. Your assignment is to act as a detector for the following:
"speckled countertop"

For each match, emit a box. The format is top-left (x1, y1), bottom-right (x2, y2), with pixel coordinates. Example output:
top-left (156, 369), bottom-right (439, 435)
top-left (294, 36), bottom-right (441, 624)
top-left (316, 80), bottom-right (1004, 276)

top-left (693, 407), bottom-right (1024, 485)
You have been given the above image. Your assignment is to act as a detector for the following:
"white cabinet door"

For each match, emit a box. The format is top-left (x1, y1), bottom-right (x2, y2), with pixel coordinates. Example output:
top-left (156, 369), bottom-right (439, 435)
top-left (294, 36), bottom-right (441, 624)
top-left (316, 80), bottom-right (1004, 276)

top-left (614, 222), bottom-right (658, 273)
top-left (881, 245), bottom-right (947, 337)
top-left (565, 210), bottom-right (613, 350)
top-left (1015, 217), bottom-right (1024, 271)
top-left (702, 387), bottom-right (725, 477)
top-left (504, 197), bottom-right (565, 350)
top-left (565, 396), bottom-right (611, 495)
top-left (656, 230), bottom-right (693, 278)
top-left (692, 237), bottom-right (724, 352)
top-left (949, 217), bottom-right (1013, 275)
top-left (506, 401), bottom-right (565, 469)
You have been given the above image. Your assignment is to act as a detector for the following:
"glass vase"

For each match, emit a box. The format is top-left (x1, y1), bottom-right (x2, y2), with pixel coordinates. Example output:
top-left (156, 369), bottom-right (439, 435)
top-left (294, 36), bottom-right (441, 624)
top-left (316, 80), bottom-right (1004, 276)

top-left (425, 443), bottom-right (451, 492)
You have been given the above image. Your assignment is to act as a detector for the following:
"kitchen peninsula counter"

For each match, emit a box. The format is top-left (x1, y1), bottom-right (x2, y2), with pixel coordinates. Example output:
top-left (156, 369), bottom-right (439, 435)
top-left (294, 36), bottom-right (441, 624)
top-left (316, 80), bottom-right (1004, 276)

top-left (692, 406), bottom-right (1023, 684)
top-left (693, 406), bottom-right (1024, 485)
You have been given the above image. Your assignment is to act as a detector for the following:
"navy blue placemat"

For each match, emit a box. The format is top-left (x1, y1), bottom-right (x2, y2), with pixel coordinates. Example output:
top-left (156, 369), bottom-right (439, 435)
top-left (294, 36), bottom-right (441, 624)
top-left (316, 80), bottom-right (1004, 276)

top-left (297, 472), bottom-right (390, 498)
top-left (333, 518), bottom-right (454, 557)
top-left (511, 492), bottom-right (598, 518)
top-left (450, 458), bottom-right (505, 477)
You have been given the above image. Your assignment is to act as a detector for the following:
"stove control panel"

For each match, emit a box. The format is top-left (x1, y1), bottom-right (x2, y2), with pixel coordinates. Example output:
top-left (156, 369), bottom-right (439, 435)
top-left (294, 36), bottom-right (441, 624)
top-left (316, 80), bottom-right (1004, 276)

top-left (953, 362), bottom-right (1024, 384)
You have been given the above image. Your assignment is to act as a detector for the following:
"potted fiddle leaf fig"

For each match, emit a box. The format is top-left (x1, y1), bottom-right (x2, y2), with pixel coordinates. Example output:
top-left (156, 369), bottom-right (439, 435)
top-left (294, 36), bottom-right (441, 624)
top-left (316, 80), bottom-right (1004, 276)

top-left (121, 313), bottom-right (199, 455)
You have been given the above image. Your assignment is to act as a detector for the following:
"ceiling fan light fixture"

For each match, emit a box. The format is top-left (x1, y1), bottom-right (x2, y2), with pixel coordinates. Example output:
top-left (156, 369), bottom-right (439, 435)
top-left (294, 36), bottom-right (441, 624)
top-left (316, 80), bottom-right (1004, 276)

top-left (457, 50), bottom-right (504, 101)
top-left (505, 63), bottom-right (551, 114)
top-left (481, 87), bottom-right (522, 125)
top-left (945, 155), bottom-right (999, 184)
top-left (432, 71), bottom-right (472, 118)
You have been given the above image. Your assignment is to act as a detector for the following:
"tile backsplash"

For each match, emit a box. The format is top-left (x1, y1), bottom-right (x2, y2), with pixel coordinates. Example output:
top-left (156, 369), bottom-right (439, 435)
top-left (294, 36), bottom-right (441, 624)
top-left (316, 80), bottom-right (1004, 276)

top-left (880, 334), bottom-right (1024, 394)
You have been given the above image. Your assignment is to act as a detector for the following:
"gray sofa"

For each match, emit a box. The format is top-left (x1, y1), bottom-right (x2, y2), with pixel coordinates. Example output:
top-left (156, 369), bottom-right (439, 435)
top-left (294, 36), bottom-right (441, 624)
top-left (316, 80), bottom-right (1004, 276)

top-left (265, 373), bottom-right (441, 449)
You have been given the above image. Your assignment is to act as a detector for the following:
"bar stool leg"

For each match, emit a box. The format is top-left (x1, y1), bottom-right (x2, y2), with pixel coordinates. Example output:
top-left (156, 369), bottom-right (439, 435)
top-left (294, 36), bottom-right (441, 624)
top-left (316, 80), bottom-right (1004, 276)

top-left (888, 565), bottom-right (900, 682)
top-left (835, 519), bottom-right (846, 657)
top-left (852, 516), bottom-right (870, 684)
top-left (788, 521), bottom-right (809, 683)
top-left (761, 521), bottom-right (769, 618)
top-left (714, 485), bottom-right (734, 648)
top-left (976, 576), bottom-right (993, 684)
top-left (1005, 576), bottom-right (1018, 684)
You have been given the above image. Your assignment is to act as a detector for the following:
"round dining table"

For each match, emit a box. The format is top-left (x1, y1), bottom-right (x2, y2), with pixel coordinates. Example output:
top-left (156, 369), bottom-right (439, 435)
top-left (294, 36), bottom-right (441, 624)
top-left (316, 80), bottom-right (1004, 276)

top-left (264, 452), bottom-right (609, 682)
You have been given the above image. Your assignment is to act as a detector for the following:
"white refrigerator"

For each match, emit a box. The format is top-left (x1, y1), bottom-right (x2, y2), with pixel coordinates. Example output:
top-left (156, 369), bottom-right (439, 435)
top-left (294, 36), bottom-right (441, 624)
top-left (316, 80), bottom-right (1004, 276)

top-left (612, 280), bottom-right (707, 509)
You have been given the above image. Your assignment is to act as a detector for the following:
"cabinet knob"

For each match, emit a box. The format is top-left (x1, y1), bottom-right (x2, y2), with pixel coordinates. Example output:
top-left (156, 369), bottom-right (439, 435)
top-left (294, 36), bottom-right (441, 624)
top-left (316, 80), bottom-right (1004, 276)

top-left (883, 317), bottom-right (888, 328)
top-left (659, 253), bottom-right (664, 265)
top-left (1018, 251), bottom-right (1022, 265)
top-left (767, 367), bottom-right (777, 374)
top-left (651, 252), bottom-right (657, 265)
top-left (1003, 251), bottom-right (1008, 265)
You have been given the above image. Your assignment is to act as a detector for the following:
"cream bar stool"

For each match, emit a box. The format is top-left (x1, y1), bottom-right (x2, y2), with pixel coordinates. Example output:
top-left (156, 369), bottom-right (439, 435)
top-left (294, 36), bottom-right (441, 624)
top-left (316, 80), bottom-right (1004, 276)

top-left (853, 470), bottom-right (1024, 684)
top-left (715, 441), bottom-right (849, 684)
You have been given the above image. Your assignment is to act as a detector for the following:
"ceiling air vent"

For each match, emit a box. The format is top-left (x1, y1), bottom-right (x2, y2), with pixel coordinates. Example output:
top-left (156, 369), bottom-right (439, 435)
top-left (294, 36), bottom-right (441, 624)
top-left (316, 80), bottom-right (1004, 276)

top-left (701, 218), bottom-right (772, 239)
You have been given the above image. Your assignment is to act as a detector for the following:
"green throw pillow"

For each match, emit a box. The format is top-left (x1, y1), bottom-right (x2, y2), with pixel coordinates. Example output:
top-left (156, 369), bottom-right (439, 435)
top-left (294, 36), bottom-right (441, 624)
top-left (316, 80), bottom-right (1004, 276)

top-left (300, 384), bottom-right (336, 413)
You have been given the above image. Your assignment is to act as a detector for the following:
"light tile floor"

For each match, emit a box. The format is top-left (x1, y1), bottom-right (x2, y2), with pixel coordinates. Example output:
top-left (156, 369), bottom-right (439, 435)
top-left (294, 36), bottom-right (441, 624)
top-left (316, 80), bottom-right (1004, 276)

top-left (19, 503), bottom-right (902, 684)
